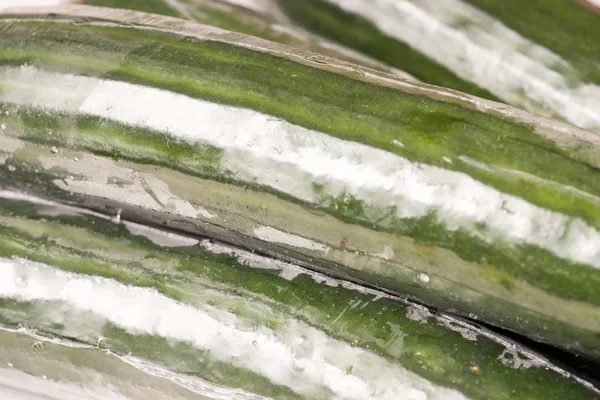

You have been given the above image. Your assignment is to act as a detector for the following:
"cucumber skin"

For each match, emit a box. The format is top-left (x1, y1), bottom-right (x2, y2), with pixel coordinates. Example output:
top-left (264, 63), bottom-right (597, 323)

top-left (82, 0), bottom-right (411, 77)
top-left (276, 0), bottom-right (498, 101)
top-left (275, 0), bottom-right (600, 132)
top-left (0, 194), bottom-right (597, 400)
top-left (0, 6), bottom-right (599, 362)
top-left (0, 329), bottom-right (212, 400)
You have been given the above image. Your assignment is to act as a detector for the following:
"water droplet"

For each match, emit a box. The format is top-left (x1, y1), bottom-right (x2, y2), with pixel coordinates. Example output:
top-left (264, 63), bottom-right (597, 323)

top-left (418, 273), bottom-right (430, 283)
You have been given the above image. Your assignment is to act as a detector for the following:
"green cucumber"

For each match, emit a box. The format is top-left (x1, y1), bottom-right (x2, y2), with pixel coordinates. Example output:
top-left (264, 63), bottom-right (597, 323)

top-left (0, 328), bottom-right (211, 400)
top-left (276, 0), bottom-right (496, 101)
top-left (1, 5), bottom-right (600, 361)
top-left (276, 0), bottom-right (600, 132)
top-left (79, 0), bottom-right (414, 78)
top-left (0, 192), bottom-right (597, 399)
top-left (460, 0), bottom-right (600, 86)
top-left (84, 0), bottom-right (191, 18)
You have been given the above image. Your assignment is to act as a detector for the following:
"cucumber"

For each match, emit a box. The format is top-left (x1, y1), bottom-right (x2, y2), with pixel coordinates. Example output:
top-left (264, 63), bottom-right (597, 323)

top-left (0, 328), bottom-right (213, 400)
top-left (49, 0), bottom-right (414, 78)
top-left (276, 0), bottom-right (600, 132)
top-left (1, 5), bottom-right (600, 361)
top-left (0, 191), bottom-right (598, 399)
